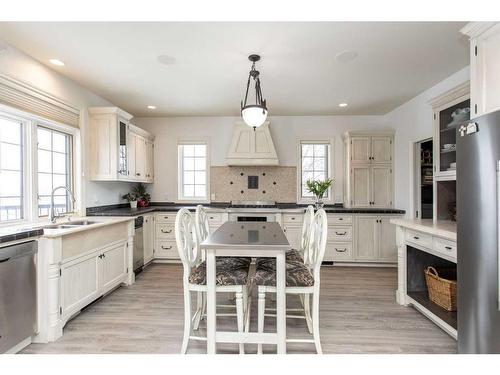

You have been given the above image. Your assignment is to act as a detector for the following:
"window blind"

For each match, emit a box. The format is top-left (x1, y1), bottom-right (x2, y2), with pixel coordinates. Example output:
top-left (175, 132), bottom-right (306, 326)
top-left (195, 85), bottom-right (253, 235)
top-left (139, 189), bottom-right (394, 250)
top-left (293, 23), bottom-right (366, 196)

top-left (0, 74), bottom-right (80, 127)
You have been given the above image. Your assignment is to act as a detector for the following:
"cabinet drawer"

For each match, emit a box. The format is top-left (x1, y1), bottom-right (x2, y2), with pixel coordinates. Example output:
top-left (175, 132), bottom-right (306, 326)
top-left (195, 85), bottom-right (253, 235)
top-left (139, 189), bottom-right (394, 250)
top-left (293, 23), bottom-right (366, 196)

top-left (327, 242), bottom-right (353, 261)
top-left (405, 229), bottom-right (432, 248)
top-left (433, 237), bottom-right (457, 259)
top-left (156, 223), bottom-right (175, 239)
top-left (206, 212), bottom-right (223, 224)
top-left (155, 241), bottom-right (178, 259)
top-left (155, 213), bottom-right (176, 223)
top-left (283, 214), bottom-right (303, 224)
top-left (328, 226), bottom-right (353, 241)
top-left (327, 215), bottom-right (353, 225)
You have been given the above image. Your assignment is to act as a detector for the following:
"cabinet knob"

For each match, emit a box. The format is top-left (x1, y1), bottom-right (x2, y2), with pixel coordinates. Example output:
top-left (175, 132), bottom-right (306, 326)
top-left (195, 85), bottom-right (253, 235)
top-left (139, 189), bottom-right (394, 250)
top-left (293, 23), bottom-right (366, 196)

top-left (136, 173), bottom-right (141, 176)
top-left (413, 236), bottom-right (419, 240)
top-left (445, 246), bottom-right (452, 250)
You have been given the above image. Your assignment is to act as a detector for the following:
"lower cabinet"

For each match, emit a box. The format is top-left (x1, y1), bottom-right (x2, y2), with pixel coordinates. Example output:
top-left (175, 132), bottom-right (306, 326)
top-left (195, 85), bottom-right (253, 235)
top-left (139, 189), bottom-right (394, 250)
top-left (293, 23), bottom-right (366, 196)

top-left (60, 240), bottom-right (128, 318)
top-left (143, 214), bottom-right (154, 264)
top-left (354, 215), bottom-right (398, 262)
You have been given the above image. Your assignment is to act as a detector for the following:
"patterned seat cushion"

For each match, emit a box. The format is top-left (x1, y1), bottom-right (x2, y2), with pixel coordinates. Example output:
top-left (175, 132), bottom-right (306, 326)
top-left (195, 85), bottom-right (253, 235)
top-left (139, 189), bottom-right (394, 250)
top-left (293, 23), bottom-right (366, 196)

top-left (253, 260), bottom-right (314, 287)
top-left (255, 249), bottom-right (304, 271)
top-left (189, 257), bottom-right (250, 286)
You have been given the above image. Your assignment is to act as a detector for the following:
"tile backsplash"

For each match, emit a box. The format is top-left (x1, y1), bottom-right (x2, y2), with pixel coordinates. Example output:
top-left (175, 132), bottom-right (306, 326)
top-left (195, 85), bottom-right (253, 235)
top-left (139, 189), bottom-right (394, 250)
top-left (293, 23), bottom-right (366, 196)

top-left (210, 166), bottom-right (297, 202)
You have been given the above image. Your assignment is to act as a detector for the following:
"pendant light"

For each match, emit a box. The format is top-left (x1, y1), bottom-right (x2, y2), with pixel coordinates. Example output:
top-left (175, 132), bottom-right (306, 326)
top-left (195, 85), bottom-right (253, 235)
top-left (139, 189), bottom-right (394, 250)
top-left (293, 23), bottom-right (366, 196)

top-left (241, 54), bottom-right (268, 128)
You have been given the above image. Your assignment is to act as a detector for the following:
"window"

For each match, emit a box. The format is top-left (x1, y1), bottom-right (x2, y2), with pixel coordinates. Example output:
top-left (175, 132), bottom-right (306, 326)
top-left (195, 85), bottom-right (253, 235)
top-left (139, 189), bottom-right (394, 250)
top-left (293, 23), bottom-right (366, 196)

top-left (37, 126), bottom-right (73, 217)
top-left (0, 116), bottom-right (24, 222)
top-left (178, 143), bottom-right (207, 200)
top-left (300, 142), bottom-right (331, 199)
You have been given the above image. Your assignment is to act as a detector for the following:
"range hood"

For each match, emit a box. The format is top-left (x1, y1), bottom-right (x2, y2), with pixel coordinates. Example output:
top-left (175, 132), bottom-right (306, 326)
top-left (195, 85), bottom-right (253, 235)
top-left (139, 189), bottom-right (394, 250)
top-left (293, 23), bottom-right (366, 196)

top-left (226, 121), bottom-right (279, 166)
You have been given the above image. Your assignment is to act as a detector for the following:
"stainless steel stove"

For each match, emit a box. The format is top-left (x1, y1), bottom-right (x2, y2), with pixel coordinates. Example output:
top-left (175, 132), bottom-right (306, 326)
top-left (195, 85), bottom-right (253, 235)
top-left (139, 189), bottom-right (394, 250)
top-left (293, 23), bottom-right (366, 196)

top-left (230, 200), bottom-right (277, 208)
top-left (228, 201), bottom-right (278, 221)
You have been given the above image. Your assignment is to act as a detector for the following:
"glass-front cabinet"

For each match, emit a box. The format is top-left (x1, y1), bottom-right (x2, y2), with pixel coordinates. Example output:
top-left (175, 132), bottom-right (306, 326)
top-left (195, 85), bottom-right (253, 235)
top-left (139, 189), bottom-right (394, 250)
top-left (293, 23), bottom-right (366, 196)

top-left (118, 120), bottom-right (129, 177)
top-left (430, 82), bottom-right (469, 222)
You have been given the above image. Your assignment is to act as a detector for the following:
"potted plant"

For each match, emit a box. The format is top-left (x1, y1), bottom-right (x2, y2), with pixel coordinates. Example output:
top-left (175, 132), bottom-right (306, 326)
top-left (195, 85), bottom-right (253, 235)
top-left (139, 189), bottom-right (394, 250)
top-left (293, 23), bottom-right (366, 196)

top-left (122, 192), bottom-right (138, 209)
top-left (306, 178), bottom-right (333, 209)
top-left (131, 183), bottom-right (151, 207)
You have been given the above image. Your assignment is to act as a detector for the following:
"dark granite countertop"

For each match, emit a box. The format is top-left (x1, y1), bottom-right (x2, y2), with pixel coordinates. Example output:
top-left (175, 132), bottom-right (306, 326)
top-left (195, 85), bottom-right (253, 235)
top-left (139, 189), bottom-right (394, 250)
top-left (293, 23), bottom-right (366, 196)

top-left (0, 227), bottom-right (44, 245)
top-left (87, 202), bottom-right (405, 216)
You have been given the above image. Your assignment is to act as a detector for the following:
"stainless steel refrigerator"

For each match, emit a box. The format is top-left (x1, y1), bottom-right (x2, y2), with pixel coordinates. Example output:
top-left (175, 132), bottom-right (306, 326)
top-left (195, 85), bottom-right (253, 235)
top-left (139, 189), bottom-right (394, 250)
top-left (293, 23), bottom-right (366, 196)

top-left (457, 109), bottom-right (500, 353)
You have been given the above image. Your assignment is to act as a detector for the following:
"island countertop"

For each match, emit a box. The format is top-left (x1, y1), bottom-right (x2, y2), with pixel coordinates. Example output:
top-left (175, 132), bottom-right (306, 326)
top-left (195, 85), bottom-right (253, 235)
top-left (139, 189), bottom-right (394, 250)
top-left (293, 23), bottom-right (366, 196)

top-left (390, 218), bottom-right (456, 241)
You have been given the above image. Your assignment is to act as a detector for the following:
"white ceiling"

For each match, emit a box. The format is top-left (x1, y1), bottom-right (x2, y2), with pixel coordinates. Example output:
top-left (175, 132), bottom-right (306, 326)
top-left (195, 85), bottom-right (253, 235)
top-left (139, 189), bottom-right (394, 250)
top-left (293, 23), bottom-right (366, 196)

top-left (0, 22), bottom-right (469, 117)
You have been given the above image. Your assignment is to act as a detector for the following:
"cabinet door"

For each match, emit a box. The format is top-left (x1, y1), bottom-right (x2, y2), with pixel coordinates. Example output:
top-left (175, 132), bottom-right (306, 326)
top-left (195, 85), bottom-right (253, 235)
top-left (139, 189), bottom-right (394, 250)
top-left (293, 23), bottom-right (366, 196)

top-left (100, 241), bottom-right (128, 295)
top-left (143, 215), bottom-right (154, 264)
top-left (60, 252), bottom-right (100, 318)
top-left (371, 136), bottom-right (392, 163)
top-left (90, 113), bottom-right (117, 180)
top-left (378, 217), bottom-right (397, 262)
top-left (371, 166), bottom-right (392, 208)
top-left (145, 141), bottom-right (154, 182)
top-left (128, 131), bottom-right (137, 179)
top-left (472, 24), bottom-right (500, 118)
top-left (351, 166), bottom-right (371, 207)
top-left (283, 225), bottom-right (301, 250)
top-left (134, 136), bottom-right (146, 180)
top-left (354, 216), bottom-right (377, 261)
top-left (350, 137), bottom-right (371, 163)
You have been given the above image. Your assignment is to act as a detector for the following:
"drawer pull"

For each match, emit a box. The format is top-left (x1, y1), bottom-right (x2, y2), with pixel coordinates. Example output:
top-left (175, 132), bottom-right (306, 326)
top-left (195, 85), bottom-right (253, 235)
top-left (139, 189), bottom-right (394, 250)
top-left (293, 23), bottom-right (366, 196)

top-left (445, 246), bottom-right (452, 250)
top-left (161, 245), bottom-right (173, 250)
top-left (335, 248), bottom-right (347, 253)
top-left (161, 229), bottom-right (172, 234)
top-left (413, 236), bottom-right (419, 240)
top-left (291, 217), bottom-right (296, 220)
top-left (209, 216), bottom-right (215, 219)
top-left (335, 231), bottom-right (347, 235)
top-left (338, 218), bottom-right (343, 221)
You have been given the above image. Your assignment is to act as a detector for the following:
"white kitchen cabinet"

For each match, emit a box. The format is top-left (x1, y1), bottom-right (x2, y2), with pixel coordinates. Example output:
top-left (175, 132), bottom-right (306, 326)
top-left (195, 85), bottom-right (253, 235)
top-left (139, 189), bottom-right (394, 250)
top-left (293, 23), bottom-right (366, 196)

top-left (100, 241), bottom-right (128, 294)
top-left (351, 165), bottom-right (371, 207)
top-left (145, 140), bottom-right (155, 182)
top-left (60, 251), bottom-right (100, 318)
top-left (350, 137), bottom-right (371, 164)
top-left (89, 107), bottom-right (155, 183)
top-left (462, 22), bottom-right (500, 118)
top-left (143, 214), bottom-right (154, 265)
top-left (354, 216), bottom-right (398, 262)
top-left (344, 131), bottom-right (394, 208)
top-left (60, 239), bottom-right (128, 318)
top-left (371, 166), bottom-right (393, 208)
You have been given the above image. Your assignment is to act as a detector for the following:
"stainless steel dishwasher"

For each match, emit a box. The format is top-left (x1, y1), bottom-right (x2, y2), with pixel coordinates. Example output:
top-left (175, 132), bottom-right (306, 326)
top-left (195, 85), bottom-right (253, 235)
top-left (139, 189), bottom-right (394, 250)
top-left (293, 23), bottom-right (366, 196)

top-left (0, 240), bottom-right (37, 353)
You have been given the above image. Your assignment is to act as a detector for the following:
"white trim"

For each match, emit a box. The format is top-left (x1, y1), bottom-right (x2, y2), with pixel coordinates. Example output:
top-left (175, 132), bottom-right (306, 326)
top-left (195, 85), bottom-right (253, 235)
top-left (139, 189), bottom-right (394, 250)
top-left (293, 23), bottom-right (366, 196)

top-left (0, 104), bottom-right (81, 227)
top-left (176, 139), bottom-right (210, 203)
top-left (296, 138), bottom-right (335, 205)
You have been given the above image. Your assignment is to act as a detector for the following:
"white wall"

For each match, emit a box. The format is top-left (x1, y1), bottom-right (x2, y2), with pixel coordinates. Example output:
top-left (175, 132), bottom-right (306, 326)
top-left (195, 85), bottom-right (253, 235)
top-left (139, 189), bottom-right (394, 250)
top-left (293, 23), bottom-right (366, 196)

top-left (383, 66), bottom-right (470, 216)
top-left (134, 115), bottom-right (390, 203)
top-left (0, 41), bottom-right (133, 208)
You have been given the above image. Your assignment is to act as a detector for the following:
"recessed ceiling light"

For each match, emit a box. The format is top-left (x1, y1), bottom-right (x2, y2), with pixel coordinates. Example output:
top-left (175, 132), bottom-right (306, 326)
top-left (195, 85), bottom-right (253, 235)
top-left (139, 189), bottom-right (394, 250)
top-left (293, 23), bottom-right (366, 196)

top-left (335, 50), bottom-right (358, 63)
top-left (157, 55), bottom-right (176, 65)
top-left (339, 103), bottom-right (348, 107)
top-left (147, 105), bottom-right (156, 110)
top-left (49, 59), bottom-right (65, 66)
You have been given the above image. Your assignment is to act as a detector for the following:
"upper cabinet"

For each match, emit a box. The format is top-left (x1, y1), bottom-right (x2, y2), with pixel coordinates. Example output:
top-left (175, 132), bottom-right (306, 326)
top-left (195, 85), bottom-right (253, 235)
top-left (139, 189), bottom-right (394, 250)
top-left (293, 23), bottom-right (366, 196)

top-left (343, 131), bottom-right (394, 208)
top-left (89, 107), bottom-right (155, 183)
top-left (461, 22), bottom-right (500, 119)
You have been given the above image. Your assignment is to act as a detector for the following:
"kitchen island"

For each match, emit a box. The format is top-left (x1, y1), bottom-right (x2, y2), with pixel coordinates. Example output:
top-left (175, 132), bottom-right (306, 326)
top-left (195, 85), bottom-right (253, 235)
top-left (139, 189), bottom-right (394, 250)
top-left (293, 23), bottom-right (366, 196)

top-left (391, 218), bottom-right (457, 339)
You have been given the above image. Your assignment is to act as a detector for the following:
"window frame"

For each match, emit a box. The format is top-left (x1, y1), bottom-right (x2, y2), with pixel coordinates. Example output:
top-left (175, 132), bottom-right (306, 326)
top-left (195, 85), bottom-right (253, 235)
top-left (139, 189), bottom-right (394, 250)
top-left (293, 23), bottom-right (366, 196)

top-left (297, 138), bottom-right (335, 205)
top-left (0, 103), bottom-right (80, 226)
top-left (35, 123), bottom-right (75, 218)
top-left (0, 111), bottom-right (29, 226)
top-left (177, 140), bottom-right (210, 203)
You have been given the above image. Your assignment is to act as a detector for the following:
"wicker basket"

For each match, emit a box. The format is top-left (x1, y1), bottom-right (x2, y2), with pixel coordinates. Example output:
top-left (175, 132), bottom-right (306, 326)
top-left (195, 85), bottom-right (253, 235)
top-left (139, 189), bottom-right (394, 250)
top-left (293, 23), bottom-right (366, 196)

top-left (424, 266), bottom-right (457, 311)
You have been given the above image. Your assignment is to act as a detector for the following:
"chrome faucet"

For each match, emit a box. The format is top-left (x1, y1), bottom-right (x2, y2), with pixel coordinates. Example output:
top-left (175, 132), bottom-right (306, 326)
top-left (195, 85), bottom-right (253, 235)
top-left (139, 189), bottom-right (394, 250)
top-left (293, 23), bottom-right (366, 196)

top-left (49, 186), bottom-right (76, 223)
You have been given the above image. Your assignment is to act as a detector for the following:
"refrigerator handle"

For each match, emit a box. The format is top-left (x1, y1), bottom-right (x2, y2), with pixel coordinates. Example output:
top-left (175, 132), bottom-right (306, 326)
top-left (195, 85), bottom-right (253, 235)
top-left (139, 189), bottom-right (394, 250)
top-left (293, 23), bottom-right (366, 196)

top-left (497, 161), bottom-right (500, 311)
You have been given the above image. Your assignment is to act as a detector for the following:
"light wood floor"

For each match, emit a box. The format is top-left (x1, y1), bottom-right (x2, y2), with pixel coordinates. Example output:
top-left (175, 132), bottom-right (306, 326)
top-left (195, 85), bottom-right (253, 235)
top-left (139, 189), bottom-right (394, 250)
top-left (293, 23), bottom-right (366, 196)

top-left (22, 264), bottom-right (457, 354)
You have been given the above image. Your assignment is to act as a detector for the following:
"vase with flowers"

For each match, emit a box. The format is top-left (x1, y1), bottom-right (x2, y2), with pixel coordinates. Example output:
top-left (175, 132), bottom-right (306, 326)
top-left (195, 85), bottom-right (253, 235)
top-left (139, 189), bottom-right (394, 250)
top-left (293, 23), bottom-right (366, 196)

top-left (306, 178), bottom-right (333, 209)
